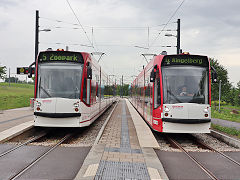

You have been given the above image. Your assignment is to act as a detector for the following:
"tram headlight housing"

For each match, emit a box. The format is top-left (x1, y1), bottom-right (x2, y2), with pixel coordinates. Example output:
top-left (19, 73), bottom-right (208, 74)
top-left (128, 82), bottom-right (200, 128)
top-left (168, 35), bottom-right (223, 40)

top-left (165, 107), bottom-right (170, 112)
top-left (73, 103), bottom-right (79, 108)
top-left (36, 102), bottom-right (41, 107)
top-left (203, 108), bottom-right (208, 113)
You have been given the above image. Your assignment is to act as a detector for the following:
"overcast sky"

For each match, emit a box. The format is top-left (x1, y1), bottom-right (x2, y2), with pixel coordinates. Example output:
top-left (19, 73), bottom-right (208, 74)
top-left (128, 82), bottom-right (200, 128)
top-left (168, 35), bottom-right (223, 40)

top-left (0, 0), bottom-right (239, 86)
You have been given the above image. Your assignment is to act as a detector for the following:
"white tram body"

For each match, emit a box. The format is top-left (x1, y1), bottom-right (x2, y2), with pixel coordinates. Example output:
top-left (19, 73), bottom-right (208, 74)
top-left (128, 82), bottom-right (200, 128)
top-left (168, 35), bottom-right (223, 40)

top-left (32, 50), bottom-right (116, 127)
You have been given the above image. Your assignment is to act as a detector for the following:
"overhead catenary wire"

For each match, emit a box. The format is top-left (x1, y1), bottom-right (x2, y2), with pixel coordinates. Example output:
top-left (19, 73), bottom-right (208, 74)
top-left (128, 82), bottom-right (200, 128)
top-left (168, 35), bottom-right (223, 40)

top-left (147, 0), bottom-right (185, 52)
top-left (40, 16), bottom-right (175, 30)
top-left (66, 0), bottom-right (97, 52)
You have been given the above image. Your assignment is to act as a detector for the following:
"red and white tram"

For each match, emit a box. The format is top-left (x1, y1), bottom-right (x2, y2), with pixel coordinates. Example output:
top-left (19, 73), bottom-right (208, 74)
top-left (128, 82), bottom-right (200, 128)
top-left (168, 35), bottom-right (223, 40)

top-left (29, 50), bottom-right (115, 127)
top-left (130, 52), bottom-right (217, 133)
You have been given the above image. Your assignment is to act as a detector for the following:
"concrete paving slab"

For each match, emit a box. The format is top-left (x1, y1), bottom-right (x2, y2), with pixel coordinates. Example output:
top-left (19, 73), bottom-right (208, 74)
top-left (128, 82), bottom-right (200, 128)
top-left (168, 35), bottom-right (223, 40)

top-left (190, 151), bottom-right (240, 179)
top-left (0, 121), bottom-right (34, 143)
top-left (224, 151), bottom-right (240, 162)
top-left (0, 145), bottom-right (50, 179)
top-left (19, 146), bottom-right (91, 179)
top-left (125, 99), bottom-right (160, 148)
top-left (155, 150), bottom-right (210, 180)
top-left (0, 144), bottom-right (17, 154)
top-left (0, 107), bottom-right (33, 132)
top-left (142, 147), bottom-right (169, 180)
top-left (74, 144), bottom-right (105, 180)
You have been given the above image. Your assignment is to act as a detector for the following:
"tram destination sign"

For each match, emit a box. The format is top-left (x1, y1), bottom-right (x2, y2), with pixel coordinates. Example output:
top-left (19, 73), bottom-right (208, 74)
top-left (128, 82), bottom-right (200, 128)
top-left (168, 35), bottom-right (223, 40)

top-left (38, 51), bottom-right (84, 63)
top-left (162, 55), bottom-right (208, 67)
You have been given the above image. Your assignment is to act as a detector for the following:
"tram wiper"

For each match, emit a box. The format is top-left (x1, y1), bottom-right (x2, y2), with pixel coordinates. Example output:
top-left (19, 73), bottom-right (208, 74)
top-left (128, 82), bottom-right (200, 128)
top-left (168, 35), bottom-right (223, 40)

top-left (39, 77), bottom-right (51, 98)
top-left (40, 86), bottom-right (51, 98)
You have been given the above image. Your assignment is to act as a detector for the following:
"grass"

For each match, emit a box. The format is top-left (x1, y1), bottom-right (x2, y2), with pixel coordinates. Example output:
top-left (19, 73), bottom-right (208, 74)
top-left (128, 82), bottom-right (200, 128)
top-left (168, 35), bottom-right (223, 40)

top-left (211, 104), bottom-right (240, 123)
top-left (211, 123), bottom-right (240, 139)
top-left (0, 82), bottom-right (34, 110)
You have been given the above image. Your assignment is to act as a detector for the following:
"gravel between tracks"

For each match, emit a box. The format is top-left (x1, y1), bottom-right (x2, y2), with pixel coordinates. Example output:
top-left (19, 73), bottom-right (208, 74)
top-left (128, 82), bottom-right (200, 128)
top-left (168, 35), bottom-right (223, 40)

top-left (193, 133), bottom-right (240, 152)
top-left (155, 132), bottom-right (240, 152)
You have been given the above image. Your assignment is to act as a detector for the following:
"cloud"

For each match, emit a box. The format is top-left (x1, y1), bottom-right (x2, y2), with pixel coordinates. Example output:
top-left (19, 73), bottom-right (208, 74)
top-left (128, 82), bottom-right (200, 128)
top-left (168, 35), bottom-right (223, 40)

top-left (0, 0), bottom-right (239, 86)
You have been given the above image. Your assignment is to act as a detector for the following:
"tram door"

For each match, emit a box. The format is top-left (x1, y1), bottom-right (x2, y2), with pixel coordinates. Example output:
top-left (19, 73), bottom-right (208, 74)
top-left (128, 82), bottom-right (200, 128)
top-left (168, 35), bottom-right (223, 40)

top-left (152, 69), bottom-right (161, 128)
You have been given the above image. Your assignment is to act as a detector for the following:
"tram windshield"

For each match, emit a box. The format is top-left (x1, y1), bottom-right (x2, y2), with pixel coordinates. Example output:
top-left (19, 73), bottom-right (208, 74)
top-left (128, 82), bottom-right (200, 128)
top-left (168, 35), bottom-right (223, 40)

top-left (37, 63), bottom-right (83, 99)
top-left (162, 66), bottom-right (209, 104)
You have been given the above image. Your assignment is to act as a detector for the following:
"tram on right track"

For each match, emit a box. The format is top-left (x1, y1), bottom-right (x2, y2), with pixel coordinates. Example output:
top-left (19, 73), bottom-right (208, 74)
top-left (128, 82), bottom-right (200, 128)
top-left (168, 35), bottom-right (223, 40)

top-left (129, 52), bottom-right (217, 133)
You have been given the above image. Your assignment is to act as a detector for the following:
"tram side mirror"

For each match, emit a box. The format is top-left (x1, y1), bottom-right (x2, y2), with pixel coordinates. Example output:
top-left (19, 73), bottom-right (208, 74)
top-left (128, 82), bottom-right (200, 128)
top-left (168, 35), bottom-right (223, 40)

top-left (211, 66), bottom-right (217, 83)
top-left (87, 66), bottom-right (92, 79)
top-left (150, 69), bottom-right (155, 82)
top-left (27, 62), bottom-right (35, 78)
top-left (28, 67), bottom-right (32, 78)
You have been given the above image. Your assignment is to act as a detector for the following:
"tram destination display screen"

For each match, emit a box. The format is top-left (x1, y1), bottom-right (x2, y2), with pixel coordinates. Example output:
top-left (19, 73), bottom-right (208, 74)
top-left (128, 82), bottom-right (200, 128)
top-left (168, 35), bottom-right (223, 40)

top-left (38, 51), bottom-right (84, 63)
top-left (162, 55), bottom-right (208, 67)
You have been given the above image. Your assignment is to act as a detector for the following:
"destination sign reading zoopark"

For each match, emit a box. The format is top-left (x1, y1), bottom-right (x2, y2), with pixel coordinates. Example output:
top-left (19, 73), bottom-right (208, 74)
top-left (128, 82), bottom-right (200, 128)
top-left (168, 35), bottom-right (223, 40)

top-left (162, 55), bottom-right (209, 67)
top-left (38, 51), bottom-right (84, 63)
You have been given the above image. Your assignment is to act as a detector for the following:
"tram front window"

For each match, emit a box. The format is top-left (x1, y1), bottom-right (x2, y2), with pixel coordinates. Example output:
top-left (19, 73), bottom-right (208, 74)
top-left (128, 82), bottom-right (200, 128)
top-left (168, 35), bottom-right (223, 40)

top-left (37, 63), bottom-right (83, 99)
top-left (162, 66), bottom-right (209, 104)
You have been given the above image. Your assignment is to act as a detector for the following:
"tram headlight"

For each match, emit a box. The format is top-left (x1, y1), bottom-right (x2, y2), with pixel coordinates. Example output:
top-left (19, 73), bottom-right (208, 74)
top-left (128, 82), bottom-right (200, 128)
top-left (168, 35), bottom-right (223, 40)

top-left (36, 102), bottom-right (41, 107)
top-left (165, 107), bottom-right (170, 112)
top-left (73, 103), bottom-right (79, 108)
top-left (203, 108), bottom-right (208, 113)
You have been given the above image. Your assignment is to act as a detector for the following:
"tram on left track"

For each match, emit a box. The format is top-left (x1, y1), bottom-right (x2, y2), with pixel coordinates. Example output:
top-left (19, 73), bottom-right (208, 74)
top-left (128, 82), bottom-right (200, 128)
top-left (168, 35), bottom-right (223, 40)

top-left (29, 49), bottom-right (116, 127)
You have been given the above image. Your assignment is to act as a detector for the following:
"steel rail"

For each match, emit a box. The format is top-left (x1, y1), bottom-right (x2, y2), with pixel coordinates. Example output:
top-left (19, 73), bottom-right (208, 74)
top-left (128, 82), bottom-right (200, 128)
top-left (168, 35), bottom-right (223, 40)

top-left (165, 135), bottom-right (218, 180)
top-left (192, 135), bottom-right (240, 167)
top-left (0, 131), bottom-right (47, 158)
top-left (10, 133), bottom-right (73, 180)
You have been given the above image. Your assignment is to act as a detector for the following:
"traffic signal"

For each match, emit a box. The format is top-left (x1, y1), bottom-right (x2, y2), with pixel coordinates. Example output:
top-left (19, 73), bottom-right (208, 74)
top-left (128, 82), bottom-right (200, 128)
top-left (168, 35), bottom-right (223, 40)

top-left (17, 67), bottom-right (35, 75)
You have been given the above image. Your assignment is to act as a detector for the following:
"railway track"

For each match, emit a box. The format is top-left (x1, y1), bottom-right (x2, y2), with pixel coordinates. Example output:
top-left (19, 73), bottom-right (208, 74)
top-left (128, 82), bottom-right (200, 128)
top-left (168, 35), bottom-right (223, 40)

top-left (191, 134), bottom-right (240, 167)
top-left (164, 133), bottom-right (240, 180)
top-left (10, 133), bottom-right (73, 180)
top-left (165, 134), bottom-right (218, 180)
top-left (0, 101), bottom-right (119, 179)
top-left (0, 131), bottom-right (47, 158)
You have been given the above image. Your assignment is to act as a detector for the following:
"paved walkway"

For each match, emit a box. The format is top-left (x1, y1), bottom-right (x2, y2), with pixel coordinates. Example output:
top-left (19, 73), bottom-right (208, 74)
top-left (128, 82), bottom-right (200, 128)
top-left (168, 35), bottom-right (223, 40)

top-left (75, 99), bottom-right (167, 180)
top-left (212, 118), bottom-right (240, 130)
top-left (0, 107), bottom-right (33, 132)
top-left (96, 100), bottom-right (150, 179)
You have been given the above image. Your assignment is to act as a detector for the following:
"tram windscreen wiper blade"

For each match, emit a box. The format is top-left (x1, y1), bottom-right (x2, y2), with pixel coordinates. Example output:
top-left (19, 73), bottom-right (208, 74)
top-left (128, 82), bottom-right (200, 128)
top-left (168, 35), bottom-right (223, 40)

top-left (39, 77), bottom-right (51, 98)
top-left (40, 86), bottom-right (52, 98)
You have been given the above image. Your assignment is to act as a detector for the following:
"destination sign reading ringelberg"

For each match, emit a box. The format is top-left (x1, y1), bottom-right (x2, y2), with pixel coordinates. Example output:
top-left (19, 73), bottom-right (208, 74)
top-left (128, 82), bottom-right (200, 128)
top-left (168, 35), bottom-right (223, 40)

top-left (162, 55), bottom-right (208, 67)
top-left (38, 51), bottom-right (84, 63)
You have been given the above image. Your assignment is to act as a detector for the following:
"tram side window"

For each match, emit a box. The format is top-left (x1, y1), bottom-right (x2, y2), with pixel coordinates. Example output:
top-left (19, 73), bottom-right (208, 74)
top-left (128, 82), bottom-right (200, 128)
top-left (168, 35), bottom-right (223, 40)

top-left (154, 75), bottom-right (161, 109)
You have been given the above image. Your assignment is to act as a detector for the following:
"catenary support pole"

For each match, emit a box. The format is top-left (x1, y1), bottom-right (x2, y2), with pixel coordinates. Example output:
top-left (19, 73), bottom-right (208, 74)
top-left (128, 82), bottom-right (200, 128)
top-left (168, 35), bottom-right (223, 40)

top-left (177, 19), bottom-right (180, 54)
top-left (35, 10), bottom-right (39, 63)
